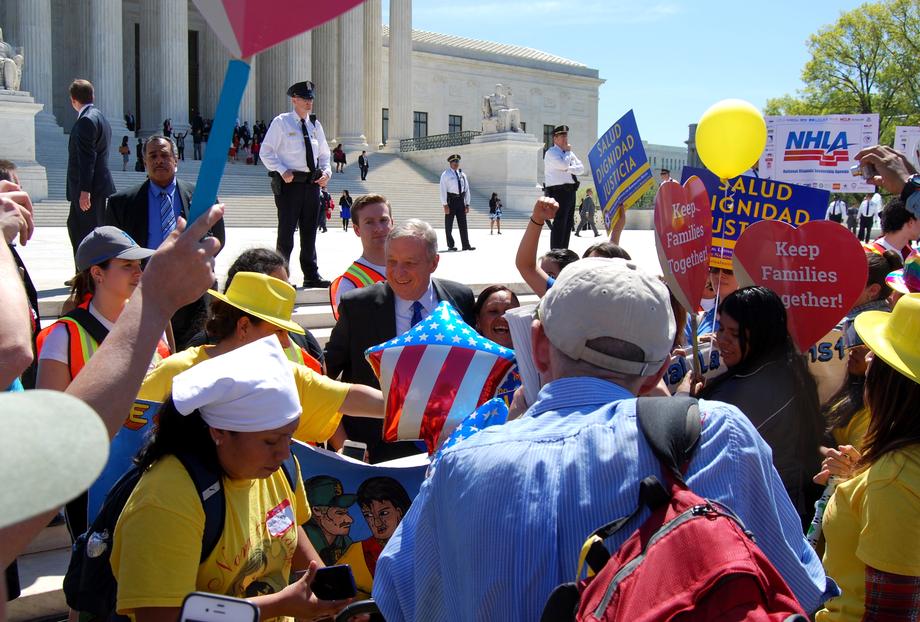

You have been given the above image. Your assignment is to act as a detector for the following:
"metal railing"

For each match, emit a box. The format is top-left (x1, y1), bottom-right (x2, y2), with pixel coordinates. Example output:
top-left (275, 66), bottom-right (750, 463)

top-left (400, 130), bottom-right (482, 152)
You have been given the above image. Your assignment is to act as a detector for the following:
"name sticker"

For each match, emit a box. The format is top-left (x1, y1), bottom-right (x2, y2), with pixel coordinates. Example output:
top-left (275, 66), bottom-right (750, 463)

top-left (265, 499), bottom-right (295, 538)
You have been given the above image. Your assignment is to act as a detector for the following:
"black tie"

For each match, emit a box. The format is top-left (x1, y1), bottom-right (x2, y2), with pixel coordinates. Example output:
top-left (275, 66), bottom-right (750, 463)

top-left (455, 170), bottom-right (462, 195)
top-left (300, 118), bottom-right (316, 174)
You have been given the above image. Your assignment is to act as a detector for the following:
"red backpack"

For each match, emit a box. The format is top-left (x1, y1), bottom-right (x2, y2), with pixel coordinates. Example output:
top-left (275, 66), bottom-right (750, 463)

top-left (542, 397), bottom-right (808, 622)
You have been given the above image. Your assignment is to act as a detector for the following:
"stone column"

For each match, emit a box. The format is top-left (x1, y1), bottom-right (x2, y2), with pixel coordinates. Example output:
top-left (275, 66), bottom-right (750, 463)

top-left (200, 25), bottom-right (228, 120)
top-left (363, 0), bottom-right (383, 149)
top-left (140, 0), bottom-right (189, 134)
top-left (311, 18), bottom-right (338, 142)
top-left (89, 0), bottom-right (128, 146)
top-left (336, 4), bottom-right (366, 149)
top-left (238, 59), bottom-right (256, 127)
top-left (123, 11), bottom-right (136, 122)
top-left (5, 0), bottom-right (57, 126)
top-left (388, 0), bottom-right (412, 147)
top-left (257, 45), bottom-right (287, 122)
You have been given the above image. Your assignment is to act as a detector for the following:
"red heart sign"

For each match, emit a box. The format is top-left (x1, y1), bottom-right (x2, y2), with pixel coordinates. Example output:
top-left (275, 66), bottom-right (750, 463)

top-left (654, 177), bottom-right (713, 313)
top-left (732, 219), bottom-right (868, 353)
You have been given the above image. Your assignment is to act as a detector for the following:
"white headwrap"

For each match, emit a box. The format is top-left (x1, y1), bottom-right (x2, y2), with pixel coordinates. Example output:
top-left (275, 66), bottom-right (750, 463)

top-left (172, 336), bottom-right (301, 432)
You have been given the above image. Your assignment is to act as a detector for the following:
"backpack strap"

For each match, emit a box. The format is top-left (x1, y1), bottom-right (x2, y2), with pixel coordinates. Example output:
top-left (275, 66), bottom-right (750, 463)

top-left (64, 307), bottom-right (110, 347)
top-left (635, 396), bottom-right (701, 486)
top-left (174, 452), bottom-right (225, 563)
top-left (576, 397), bottom-right (701, 579)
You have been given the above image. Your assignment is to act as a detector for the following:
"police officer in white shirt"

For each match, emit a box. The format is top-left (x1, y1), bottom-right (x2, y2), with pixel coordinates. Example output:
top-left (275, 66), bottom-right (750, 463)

top-left (260, 81), bottom-right (332, 288)
top-left (543, 125), bottom-right (585, 249)
top-left (438, 154), bottom-right (474, 251)
top-left (826, 195), bottom-right (847, 224)
top-left (857, 191), bottom-right (883, 243)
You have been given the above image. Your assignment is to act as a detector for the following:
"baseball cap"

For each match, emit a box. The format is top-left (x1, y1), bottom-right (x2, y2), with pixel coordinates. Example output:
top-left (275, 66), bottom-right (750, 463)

top-left (208, 272), bottom-right (306, 335)
top-left (76, 226), bottom-right (155, 272)
top-left (306, 475), bottom-right (357, 508)
top-left (538, 257), bottom-right (675, 375)
top-left (0, 391), bottom-right (109, 529)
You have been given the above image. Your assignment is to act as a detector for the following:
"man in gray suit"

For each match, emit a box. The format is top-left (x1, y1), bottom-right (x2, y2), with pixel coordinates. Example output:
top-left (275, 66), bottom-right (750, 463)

top-left (66, 79), bottom-right (115, 265)
top-left (575, 187), bottom-right (599, 237)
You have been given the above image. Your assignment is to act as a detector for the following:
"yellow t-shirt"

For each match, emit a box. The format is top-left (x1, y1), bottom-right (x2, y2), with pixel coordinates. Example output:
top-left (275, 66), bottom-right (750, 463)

top-left (111, 454), bottom-right (310, 616)
top-left (131, 345), bottom-right (349, 443)
top-left (831, 407), bottom-right (871, 450)
top-left (816, 446), bottom-right (920, 622)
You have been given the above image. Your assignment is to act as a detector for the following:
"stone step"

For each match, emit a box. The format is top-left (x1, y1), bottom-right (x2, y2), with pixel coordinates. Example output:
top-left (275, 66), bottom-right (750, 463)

top-left (22, 524), bottom-right (70, 557)
top-left (6, 549), bottom-right (69, 622)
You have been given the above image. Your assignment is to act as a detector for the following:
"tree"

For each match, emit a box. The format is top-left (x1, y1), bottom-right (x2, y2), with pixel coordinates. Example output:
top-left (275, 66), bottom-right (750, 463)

top-left (766, 0), bottom-right (920, 143)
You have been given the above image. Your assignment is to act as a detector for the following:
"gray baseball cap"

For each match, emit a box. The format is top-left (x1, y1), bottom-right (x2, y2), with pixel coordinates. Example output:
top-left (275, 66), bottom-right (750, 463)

top-left (0, 391), bottom-right (109, 529)
top-left (538, 257), bottom-right (675, 375)
top-left (76, 226), bottom-right (155, 272)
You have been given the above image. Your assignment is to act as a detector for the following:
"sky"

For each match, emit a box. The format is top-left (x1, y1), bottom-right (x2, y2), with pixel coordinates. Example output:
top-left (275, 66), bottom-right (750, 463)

top-left (382, 0), bottom-right (867, 146)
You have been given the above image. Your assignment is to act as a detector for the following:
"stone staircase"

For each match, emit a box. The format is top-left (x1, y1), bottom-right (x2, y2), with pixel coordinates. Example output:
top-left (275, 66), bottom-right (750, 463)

top-left (32, 148), bottom-right (533, 229)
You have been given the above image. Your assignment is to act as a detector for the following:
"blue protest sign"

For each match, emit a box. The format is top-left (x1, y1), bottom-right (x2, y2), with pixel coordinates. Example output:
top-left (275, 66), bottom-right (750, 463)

top-left (589, 109), bottom-right (654, 229)
top-left (291, 442), bottom-right (427, 599)
top-left (679, 166), bottom-right (829, 270)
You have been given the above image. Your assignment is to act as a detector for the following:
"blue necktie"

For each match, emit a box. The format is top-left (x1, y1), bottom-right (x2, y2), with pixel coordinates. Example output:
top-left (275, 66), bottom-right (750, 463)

top-left (159, 190), bottom-right (176, 239)
top-left (410, 301), bottom-right (424, 327)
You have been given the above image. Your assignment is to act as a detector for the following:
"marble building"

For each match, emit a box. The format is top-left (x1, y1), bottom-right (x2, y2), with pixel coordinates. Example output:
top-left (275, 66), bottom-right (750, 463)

top-left (0, 0), bottom-right (601, 158)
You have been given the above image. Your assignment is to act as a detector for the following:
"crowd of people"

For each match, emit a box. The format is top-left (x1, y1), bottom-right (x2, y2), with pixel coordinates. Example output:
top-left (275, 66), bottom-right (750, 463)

top-left (4, 76), bottom-right (920, 622)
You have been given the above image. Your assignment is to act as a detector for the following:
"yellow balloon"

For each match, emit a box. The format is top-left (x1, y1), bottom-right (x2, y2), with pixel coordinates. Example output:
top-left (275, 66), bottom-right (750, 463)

top-left (696, 99), bottom-right (767, 180)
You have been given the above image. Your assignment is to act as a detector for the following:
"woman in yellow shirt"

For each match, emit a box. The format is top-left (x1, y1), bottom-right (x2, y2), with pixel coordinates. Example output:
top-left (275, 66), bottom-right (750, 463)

top-left (816, 294), bottom-right (920, 621)
top-left (111, 336), bottom-right (353, 622)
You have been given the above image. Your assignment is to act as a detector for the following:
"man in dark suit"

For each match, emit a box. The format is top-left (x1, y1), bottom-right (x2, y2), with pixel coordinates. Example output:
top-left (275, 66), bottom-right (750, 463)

top-left (66, 79), bottom-right (116, 266)
top-left (325, 219), bottom-right (475, 463)
top-left (358, 150), bottom-right (369, 181)
top-left (105, 135), bottom-right (225, 349)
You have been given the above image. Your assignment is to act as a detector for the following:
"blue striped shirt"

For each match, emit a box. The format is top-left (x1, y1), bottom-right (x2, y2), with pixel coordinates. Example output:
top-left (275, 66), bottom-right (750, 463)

top-left (373, 377), bottom-right (838, 621)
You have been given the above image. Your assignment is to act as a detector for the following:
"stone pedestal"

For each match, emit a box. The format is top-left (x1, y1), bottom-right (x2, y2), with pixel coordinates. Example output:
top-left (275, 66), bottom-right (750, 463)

top-left (400, 132), bottom-right (543, 216)
top-left (0, 92), bottom-right (48, 200)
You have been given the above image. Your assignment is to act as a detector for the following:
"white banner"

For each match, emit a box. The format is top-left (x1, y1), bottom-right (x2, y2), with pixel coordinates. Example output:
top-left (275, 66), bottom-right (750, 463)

top-left (759, 114), bottom-right (879, 193)
top-left (895, 125), bottom-right (920, 171)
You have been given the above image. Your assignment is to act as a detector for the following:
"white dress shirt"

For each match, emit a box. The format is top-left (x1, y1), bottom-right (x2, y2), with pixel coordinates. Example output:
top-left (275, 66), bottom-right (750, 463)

top-left (544, 144), bottom-right (585, 187)
top-left (826, 199), bottom-right (846, 218)
top-left (859, 193), bottom-right (882, 218)
top-left (394, 282), bottom-right (437, 336)
top-left (260, 111), bottom-right (332, 177)
top-left (439, 168), bottom-right (471, 206)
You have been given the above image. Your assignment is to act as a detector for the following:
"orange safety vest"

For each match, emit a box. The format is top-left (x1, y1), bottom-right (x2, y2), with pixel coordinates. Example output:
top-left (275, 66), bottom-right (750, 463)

top-left (284, 342), bottom-right (323, 374)
top-left (36, 302), bottom-right (171, 380)
top-left (328, 261), bottom-right (386, 320)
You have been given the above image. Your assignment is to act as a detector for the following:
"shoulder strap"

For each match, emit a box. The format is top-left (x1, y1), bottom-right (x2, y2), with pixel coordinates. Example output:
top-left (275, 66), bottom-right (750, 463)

top-left (636, 396), bottom-right (701, 485)
top-left (174, 452), bottom-right (225, 563)
top-left (64, 307), bottom-right (110, 347)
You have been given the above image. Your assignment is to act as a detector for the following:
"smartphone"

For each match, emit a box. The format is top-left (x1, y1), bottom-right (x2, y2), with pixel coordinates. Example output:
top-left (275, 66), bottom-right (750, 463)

top-left (341, 440), bottom-right (368, 462)
top-left (180, 592), bottom-right (259, 622)
top-left (310, 564), bottom-right (357, 601)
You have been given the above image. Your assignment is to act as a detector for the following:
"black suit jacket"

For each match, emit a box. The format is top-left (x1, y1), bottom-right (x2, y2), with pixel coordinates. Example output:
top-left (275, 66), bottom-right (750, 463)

top-left (324, 278), bottom-right (475, 461)
top-left (104, 178), bottom-right (225, 249)
top-left (67, 105), bottom-right (116, 202)
top-left (104, 179), bottom-right (226, 350)
top-left (358, 155), bottom-right (368, 168)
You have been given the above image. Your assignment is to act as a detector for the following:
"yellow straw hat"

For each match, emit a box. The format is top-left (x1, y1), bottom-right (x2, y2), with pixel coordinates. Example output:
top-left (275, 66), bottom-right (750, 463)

top-left (208, 272), bottom-right (305, 335)
top-left (855, 293), bottom-right (920, 384)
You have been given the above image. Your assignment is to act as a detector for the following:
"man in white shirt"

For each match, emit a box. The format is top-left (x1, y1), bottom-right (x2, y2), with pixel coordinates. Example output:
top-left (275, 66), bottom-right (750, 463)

top-left (438, 154), bottom-right (474, 251)
top-left (260, 81), bottom-right (333, 288)
top-left (857, 192), bottom-right (882, 243)
top-left (543, 125), bottom-right (585, 249)
top-left (825, 195), bottom-right (846, 224)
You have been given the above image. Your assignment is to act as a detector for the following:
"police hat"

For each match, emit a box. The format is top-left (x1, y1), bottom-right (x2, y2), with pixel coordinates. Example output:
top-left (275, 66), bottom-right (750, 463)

top-left (552, 125), bottom-right (569, 136)
top-left (447, 154), bottom-right (461, 163)
top-left (286, 81), bottom-right (315, 99)
top-left (306, 475), bottom-right (356, 508)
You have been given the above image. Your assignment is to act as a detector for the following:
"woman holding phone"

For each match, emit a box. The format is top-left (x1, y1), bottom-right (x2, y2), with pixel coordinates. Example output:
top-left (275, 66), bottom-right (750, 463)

top-left (110, 337), bottom-right (353, 621)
